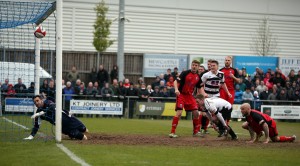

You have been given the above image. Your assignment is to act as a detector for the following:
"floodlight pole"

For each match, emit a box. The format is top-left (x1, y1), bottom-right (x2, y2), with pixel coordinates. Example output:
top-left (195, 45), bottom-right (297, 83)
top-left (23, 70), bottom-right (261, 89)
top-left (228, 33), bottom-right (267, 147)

top-left (55, 0), bottom-right (63, 143)
top-left (117, 0), bottom-right (125, 81)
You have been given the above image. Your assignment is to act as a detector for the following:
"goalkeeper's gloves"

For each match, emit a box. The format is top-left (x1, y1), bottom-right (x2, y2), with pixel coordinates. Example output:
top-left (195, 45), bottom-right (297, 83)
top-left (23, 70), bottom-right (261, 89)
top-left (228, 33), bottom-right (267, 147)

top-left (31, 111), bottom-right (45, 119)
top-left (24, 135), bottom-right (34, 140)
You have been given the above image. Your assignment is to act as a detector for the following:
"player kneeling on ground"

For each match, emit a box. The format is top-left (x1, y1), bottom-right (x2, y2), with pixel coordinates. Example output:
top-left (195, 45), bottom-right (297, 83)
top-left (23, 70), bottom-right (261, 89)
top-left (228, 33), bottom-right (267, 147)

top-left (24, 95), bottom-right (88, 140)
top-left (240, 103), bottom-right (296, 144)
top-left (195, 94), bottom-right (238, 140)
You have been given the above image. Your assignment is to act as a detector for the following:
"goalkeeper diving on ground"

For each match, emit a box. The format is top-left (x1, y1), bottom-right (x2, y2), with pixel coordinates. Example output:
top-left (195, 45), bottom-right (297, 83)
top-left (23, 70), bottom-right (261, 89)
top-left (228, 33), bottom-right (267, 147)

top-left (24, 95), bottom-right (88, 140)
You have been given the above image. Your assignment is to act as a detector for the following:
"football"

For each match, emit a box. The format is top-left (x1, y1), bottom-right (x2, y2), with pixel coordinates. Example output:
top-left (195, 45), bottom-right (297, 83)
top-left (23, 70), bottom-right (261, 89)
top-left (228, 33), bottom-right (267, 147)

top-left (34, 25), bottom-right (46, 38)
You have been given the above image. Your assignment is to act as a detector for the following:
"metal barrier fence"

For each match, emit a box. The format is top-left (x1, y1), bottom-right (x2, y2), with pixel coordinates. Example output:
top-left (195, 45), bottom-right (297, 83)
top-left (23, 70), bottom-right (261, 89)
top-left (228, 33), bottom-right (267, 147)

top-left (1, 92), bottom-right (300, 119)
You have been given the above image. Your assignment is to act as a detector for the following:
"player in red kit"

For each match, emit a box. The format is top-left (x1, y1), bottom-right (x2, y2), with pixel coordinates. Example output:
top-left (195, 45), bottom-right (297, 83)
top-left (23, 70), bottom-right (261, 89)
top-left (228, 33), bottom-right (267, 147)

top-left (219, 56), bottom-right (240, 105)
top-left (169, 60), bottom-right (201, 138)
top-left (240, 103), bottom-right (296, 143)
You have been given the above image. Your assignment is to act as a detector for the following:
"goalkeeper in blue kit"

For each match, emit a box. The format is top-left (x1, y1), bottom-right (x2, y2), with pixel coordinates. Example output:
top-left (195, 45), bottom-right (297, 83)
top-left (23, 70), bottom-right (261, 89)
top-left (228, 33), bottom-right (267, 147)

top-left (24, 95), bottom-right (88, 140)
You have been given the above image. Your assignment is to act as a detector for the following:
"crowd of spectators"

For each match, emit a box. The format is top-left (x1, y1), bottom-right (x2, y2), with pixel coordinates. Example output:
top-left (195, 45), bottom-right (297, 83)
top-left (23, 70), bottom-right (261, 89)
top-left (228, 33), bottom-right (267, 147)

top-left (1, 64), bottom-right (300, 107)
top-left (234, 67), bottom-right (300, 109)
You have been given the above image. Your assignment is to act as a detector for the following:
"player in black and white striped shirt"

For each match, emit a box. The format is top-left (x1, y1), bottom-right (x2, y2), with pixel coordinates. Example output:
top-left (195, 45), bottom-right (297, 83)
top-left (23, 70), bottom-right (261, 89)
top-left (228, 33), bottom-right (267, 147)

top-left (199, 60), bottom-right (232, 98)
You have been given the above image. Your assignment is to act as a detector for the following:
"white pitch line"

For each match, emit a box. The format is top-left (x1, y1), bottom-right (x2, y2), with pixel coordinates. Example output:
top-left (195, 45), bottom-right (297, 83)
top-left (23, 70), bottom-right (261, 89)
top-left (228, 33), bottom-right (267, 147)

top-left (2, 117), bottom-right (29, 130)
top-left (56, 143), bottom-right (91, 166)
top-left (3, 117), bottom-right (90, 166)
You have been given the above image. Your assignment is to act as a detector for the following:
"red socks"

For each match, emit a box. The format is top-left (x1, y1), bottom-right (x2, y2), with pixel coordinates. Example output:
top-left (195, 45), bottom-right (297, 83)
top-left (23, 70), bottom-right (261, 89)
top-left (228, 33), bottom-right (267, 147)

top-left (171, 116), bottom-right (179, 133)
top-left (279, 136), bottom-right (294, 142)
top-left (193, 118), bottom-right (200, 134)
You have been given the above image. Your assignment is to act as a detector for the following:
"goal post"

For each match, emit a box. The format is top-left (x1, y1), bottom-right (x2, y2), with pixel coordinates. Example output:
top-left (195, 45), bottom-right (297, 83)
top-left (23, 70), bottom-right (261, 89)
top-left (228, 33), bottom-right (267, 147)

top-left (0, 0), bottom-right (60, 142)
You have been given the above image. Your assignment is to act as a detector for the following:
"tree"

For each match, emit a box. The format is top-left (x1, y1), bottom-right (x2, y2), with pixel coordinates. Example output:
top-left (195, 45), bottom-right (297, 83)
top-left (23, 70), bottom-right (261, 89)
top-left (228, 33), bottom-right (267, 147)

top-left (93, 0), bottom-right (114, 53)
top-left (251, 17), bottom-right (277, 56)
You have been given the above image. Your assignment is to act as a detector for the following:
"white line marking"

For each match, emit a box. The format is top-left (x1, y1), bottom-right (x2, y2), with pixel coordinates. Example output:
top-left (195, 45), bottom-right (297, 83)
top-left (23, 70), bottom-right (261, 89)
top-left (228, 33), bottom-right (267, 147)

top-left (56, 143), bottom-right (91, 166)
top-left (2, 117), bottom-right (29, 130)
top-left (3, 117), bottom-right (90, 166)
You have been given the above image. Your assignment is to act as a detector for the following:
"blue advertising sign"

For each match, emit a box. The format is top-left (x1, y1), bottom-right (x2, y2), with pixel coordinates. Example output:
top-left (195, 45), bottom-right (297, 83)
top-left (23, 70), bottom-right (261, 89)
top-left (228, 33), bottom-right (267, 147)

top-left (233, 56), bottom-right (278, 75)
top-left (5, 98), bottom-right (35, 112)
top-left (143, 54), bottom-right (188, 77)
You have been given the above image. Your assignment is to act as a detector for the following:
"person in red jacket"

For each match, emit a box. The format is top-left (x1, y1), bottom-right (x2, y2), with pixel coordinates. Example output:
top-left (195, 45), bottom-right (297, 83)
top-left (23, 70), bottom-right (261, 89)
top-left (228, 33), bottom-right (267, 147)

top-left (240, 103), bottom-right (296, 143)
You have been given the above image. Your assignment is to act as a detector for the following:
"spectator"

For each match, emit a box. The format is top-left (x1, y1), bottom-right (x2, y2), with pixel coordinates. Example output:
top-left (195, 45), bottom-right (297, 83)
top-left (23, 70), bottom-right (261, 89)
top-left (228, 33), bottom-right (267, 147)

top-left (78, 82), bottom-right (87, 96)
top-left (135, 77), bottom-right (144, 89)
top-left (237, 77), bottom-right (246, 92)
top-left (93, 81), bottom-right (101, 93)
top-left (110, 65), bottom-right (119, 83)
top-left (164, 68), bottom-right (172, 82)
top-left (171, 67), bottom-right (179, 79)
top-left (290, 90), bottom-right (300, 101)
top-left (74, 79), bottom-right (82, 95)
top-left (6, 84), bottom-right (16, 97)
top-left (97, 64), bottom-right (109, 89)
top-left (110, 79), bottom-right (120, 96)
top-left (166, 76), bottom-right (175, 89)
top-left (89, 67), bottom-right (98, 84)
top-left (151, 76), bottom-right (160, 89)
top-left (46, 80), bottom-right (56, 102)
top-left (123, 78), bottom-right (130, 89)
top-left (138, 83), bottom-right (150, 101)
top-left (27, 82), bottom-right (35, 94)
top-left (234, 85), bottom-right (243, 104)
top-left (253, 91), bottom-right (261, 110)
top-left (62, 79), bottom-right (66, 89)
top-left (150, 86), bottom-right (161, 102)
top-left (269, 72), bottom-right (286, 88)
top-left (267, 85), bottom-right (278, 101)
top-left (297, 70), bottom-right (300, 80)
top-left (40, 79), bottom-right (48, 94)
top-left (118, 81), bottom-right (126, 97)
top-left (146, 85), bottom-right (153, 95)
top-left (62, 81), bottom-right (75, 110)
top-left (159, 80), bottom-right (165, 90)
top-left (288, 69), bottom-right (297, 83)
top-left (126, 83), bottom-right (138, 96)
top-left (158, 73), bottom-right (166, 85)
top-left (242, 87), bottom-right (254, 103)
top-left (86, 82), bottom-right (97, 96)
top-left (1, 78), bottom-right (9, 92)
top-left (244, 76), bottom-right (252, 89)
top-left (256, 80), bottom-right (267, 95)
top-left (276, 88), bottom-right (288, 105)
top-left (259, 86), bottom-right (270, 100)
top-left (101, 82), bottom-right (114, 100)
top-left (160, 86), bottom-right (170, 98)
top-left (66, 66), bottom-right (80, 87)
top-left (263, 73), bottom-right (273, 90)
top-left (14, 78), bottom-right (27, 93)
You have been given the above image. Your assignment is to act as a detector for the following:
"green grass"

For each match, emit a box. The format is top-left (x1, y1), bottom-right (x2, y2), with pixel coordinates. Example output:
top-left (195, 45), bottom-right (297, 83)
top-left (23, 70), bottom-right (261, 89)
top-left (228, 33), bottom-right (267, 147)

top-left (1, 117), bottom-right (300, 166)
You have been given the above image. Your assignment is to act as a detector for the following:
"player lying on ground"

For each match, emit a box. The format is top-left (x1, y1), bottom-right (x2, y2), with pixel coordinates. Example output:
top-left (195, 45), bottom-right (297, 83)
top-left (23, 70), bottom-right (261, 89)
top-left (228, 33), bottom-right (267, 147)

top-left (240, 103), bottom-right (296, 144)
top-left (195, 94), bottom-right (238, 140)
top-left (24, 95), bottom-right (88, 140)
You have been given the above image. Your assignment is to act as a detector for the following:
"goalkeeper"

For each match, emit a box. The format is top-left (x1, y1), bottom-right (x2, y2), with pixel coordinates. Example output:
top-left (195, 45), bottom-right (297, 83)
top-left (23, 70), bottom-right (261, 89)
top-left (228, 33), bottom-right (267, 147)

top-left (24, 95), bottom-right (88, 140)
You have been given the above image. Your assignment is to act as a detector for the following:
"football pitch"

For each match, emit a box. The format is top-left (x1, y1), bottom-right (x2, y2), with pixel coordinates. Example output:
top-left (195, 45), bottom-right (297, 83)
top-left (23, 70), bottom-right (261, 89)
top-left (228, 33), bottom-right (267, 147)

top-left (1, 117), bottom-right (300, 166)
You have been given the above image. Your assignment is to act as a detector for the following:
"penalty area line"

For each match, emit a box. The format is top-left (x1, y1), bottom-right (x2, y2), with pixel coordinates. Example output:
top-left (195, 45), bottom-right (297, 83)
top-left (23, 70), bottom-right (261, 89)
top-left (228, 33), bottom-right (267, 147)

top-left (56, 143), bottom-right (91, 166)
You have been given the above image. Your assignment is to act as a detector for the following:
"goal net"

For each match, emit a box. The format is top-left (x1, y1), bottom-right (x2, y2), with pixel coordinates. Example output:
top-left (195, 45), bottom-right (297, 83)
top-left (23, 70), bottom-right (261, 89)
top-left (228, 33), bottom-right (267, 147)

top-left (0, 0), bottom-right (56, 141)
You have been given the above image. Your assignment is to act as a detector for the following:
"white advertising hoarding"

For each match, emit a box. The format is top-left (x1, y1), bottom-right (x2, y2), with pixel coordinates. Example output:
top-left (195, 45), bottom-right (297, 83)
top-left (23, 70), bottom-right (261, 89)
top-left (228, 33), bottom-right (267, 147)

top-left (70, 100), bottom-right (123, 115)
top-left (278, 57), bottom-right (300, 76)
top-left (189, 55), bottom-right (229, 69)
top-left (261, 105), bottom-right (300, 119)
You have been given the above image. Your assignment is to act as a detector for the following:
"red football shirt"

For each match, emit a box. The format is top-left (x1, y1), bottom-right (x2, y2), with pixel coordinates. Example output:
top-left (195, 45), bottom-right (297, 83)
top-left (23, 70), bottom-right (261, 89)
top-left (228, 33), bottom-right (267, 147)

top-left (219, 67), bottom-right (239, 90)
top-left (177, 70), bottom-right (201, 95)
